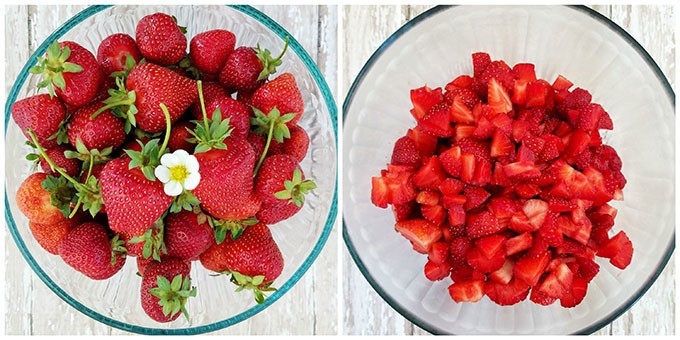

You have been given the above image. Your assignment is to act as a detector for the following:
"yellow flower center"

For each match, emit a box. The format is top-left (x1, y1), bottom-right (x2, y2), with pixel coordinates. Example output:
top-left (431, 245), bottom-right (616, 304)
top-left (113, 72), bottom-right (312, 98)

top-left (169, 165), bottom-right (189, 182)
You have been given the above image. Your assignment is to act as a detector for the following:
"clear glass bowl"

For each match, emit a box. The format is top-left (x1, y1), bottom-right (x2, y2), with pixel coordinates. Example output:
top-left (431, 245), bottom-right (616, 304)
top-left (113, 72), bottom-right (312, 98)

top-left (4, 5), bottom-right (337, 335)
top-left (343, 5), bottom-right (674, 335)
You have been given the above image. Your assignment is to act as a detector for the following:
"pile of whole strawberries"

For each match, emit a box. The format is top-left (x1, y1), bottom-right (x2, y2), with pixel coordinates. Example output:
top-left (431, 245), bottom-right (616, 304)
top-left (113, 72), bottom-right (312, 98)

top-left (12, 12), bottom-right (316, 322)
top-left (371, 53), bottom-right (632, 307)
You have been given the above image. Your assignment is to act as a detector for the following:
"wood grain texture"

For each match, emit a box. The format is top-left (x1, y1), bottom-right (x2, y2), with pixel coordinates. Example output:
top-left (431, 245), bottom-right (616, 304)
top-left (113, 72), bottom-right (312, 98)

top-left (4, 5), bottom-right (338, 335)
top-left (342, 5), bottom-right (675, 335)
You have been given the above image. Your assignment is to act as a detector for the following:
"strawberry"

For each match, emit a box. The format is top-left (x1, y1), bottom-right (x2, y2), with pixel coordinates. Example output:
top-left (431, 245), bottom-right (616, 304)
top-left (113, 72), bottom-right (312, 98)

top-left (449, 280), bottom-right (485, 302)
top-left (67, 101), bottom-right (126, 152)
top-left (29, 217), bottom-right (81, 255)
top-left (247, 132), bottom-right (266, 157)
top-left (135, 13), bottom-right (187, 66)
top-left (193, 139), bottom-right (259, 220)
top-left (204, 96), bottom-right (250, 140)
top-left (58, 222), bottom-right (126, 280)
top-left (463, 185), bottom-right (490, 211)
top-left (188, 81), bottom-right (229, 119)
top-left (484, 279), bottom-right (530, 306)
top-left (255, 154), bottom-right (315, 224)
top-left (167, 121), bottom-right (196, 152)
top-left (412, 156), bottom-right (447, 190)
top-left (251, 73), bottom-right (304, 127)
top-left (141, 259), bottom-right (195, 322)
top-left (16, 172), bottom-right (68, 225)
top-left (472, 52), bottom-right (491, 78)
top-left (100, 156), bottom-right (172, 236)
top-left (466, 211), bottom-right (503, 239)
top-left (96, 33), bottom-right (142, 75)
top-left (199, 223), bottom-right (283, 303)
top-left (513, 251), bottom-right (550, 286)
top-left (394, 219), bottom-right (442, 253)
top-left (219, 38), bottom-right (289, 92)
top-left (11, 94), bottom-right (67, 149)
top-left (597, 231), bottom-right (633, 269)
top-left (424, 260), bottom-right (451, 281)
top-left (30, 40), bottom-right (103, 107)
top-left (488, 78), bottom-right (512, 114)
top-left (189, 29), bottom-right (236, 74)
top-left (164, 210), bottom-right (214, 260)
top-left (268, 125), bottom-right (310, 163)
top-left (390, 136), bottom-right (422, 167)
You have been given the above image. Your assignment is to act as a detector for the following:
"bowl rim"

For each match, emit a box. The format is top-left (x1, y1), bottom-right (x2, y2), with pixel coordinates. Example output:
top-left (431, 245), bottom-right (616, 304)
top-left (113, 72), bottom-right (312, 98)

top-left (4, 4), bottom-right (338, 335)
top-left (342, 4), bottom-right (675, 335)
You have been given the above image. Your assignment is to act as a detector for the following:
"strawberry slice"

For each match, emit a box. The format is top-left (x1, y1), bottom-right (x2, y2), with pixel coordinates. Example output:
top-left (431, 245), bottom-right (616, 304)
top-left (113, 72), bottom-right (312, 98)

top-left (454, 125), bottom-right (476, 141)
top-left (565, 130), bottom-right (591, 158)
top-left (597, 231), bottom-right (633, 269)
top-left (416, 190), bottom-right (441, 206)
top-left (487, 197), bottom-right (519, 225)
top-left (424, 260), bottom-right (451, 281)
top-left (538, 263), bottom-right (574, 299)
top-left (488, 78), bottom-right (512, 114)
top-left (439, 146), bottom-right (463, 177)
top-left (503, 161), bottom-right (541, 180)
top-left (515, 183), bottom-right (541, 199)
top-left (509, 212), bottom-right (537, 233)
top-left (449, 95), bottom-right (475, 124)
top-left (472, 52), bottom-right (491, 78)
top-left (552, 75), bottom-right (573, 91)
top-left (556, 215), bottom-right (591, 245)
top-left (447, 205), bottom-right (466, 226)
top-left (371, 176), bottom-right (391, 208)
top-left (461, 153), bottom-right (476, 183)
top-left (392, 201), bottom-right (416, 222)
top-left (448, 279), bottom-right (485, 302)
top-left (538, 211), bottom-right (564, 247)
top-left (505, 232), bottom-right (533, 256)
top-left (525, 81), bottom-right (549, 108)
top-left (466, 211), bottom-right (503, 239)
top-left (598, 109), bottom-right (614, 130)
top-left (463, 185), bottom-right (490, 211)
top-left (412, 156), bottom-right (447, 190)
top-left (485, 278), bottom-right (530, 306)
top-left (473, 116), bottom-right (495, 139)
top-left (438, 177), bottom-right (465, 195)
top-left (395, 219), bottom-right (443, 253)
top-left (514, 251), bottom-right (550, 286)
top-left (530, 285), bottom-right (557, 306)
top-left (576, 257), bottom-right (600, 282)
top-left (489, 259), bottom-right (514, 284)
top-left (490, 129), bottom-right (513, 157)
top-left (577, 103), bottom-right (604, 131)
top-left (410, 86), bottom-right (443, 120)
top-left (391, 136), bottom-right (422, 167)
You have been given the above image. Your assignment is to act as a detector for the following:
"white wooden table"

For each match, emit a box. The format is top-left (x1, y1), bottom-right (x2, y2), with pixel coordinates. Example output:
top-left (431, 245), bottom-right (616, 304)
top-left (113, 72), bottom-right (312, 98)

top-left (4, 5), bottom-right (337, 335)
top-left (341, 5), bottom-right (675, 335)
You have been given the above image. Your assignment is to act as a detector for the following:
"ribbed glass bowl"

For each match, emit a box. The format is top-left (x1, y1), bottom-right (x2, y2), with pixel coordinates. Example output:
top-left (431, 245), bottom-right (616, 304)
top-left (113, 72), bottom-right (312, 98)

top-left (4, 5), bottom-right (337, 335)
top-left (343, 5), bottom-right (673, 335)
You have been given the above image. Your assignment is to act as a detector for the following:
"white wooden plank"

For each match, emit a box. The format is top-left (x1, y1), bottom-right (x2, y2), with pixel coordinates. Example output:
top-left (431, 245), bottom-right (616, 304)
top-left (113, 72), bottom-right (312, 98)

top-left (341, 4), bottom-right (675, 335)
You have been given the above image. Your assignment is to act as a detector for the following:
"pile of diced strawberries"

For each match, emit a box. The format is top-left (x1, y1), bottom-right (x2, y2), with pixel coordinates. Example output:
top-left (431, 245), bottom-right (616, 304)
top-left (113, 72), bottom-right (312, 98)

top-left (371, 52), bottom-right (632, 307)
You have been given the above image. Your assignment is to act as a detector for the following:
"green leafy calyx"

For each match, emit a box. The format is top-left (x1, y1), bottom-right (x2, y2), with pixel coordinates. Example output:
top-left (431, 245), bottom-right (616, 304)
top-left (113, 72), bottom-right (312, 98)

top-left (29, 40), bottom-right (83, 97)
top-left (274, 168), bottom-right (317, 207)
top-left (149, 274), bottom-right (196, 321)
top-left (255, 36), bottom-right (289, 81)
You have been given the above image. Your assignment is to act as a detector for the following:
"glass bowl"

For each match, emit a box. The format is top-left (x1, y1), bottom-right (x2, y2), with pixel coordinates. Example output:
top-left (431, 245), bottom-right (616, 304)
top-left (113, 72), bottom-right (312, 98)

top-left (343, 5), bottom-right (673, 335)
top-left (4, 5), bottom-right (337, 335)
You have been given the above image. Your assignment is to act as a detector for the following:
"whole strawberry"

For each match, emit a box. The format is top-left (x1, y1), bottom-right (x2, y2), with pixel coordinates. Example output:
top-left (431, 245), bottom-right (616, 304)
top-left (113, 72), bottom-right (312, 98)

top-left (68, 101), bottom-right (126, 151)
top-left (192, 139), bottom-right (259, 219)
top-left (218, 37), bottom-right (289, 93)
top-left (135, 13), bottom-right (187, 66)
top-left (30, 40), bottom-right (103, 107)
top-left (100, 156), bottom-right (172, 236)
top-left (255, 155), bottom-right (315, 224)
top-left (268, 125), bottom-right (310, 162)
top-left (251, 72), bottom-right (304, 126)
top-left (167, 121), bottom-right (196, 152)
top-left (58, 222), bottom-right (126, 280)
top-left (204, 96), bottom-right (250, 140)
top-left (164, 210), bottom-right (213, 260)
top-left (11, 94), bottom-right (67, 149)
top-left (189, 29), bottom-right (236, 75)
top-left (100, 62), bottom-right (198, 133)
top-left (16, 172), bottom-right (68, 225)
top-left (141, 258), bottom-right (195, 323)
top-left (97, 33), bottom-right (143, 75)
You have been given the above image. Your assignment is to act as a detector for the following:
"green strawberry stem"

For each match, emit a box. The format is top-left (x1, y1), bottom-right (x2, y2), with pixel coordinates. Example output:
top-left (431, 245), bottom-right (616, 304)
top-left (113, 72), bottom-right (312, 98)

top-left (256, 36), bottom-right (290, 81)
top-left (158, 103), bottom-right (172, 156)
top-left (90, 90), bottom-right (136, 119)
top-left (253, 118), bottom-right (276, 176)
top-left (196, 81), bottom-right (210, 131)
top-left (27, 129), bottom-right (84, 190)
top-left (67, 152), bottom-right (95, 218)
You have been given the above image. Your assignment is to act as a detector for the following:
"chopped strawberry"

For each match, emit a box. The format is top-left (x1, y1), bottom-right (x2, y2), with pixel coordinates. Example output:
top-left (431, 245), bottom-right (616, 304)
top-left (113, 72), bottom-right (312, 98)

top-left (509, 212), bottom-right (537, 233)
top-left (463, 185), bottom-right (490, 211)
top-left (597, 231), bottom-right (633, 269)
top-left (416, 190), bottom-right (441, 206)
top-left (447, 205), bottom-right (467, 226)
top-left (395, 219), bottom-right (443, 253)
top-left (391, 136), bottom-right (422, 167)
top-left (438, 177), bottom-right (465, 195)
top-left (407, 127), bottom-right (438, 158)
top-left (598, 109), bottom-right (614, 130)
top-left (556, 214), bottom-right (591, 245)
top-left (424, 260), bottom-right (451, 281)
top-left (490, 129), bottom-right (513, 157)
top-left (439, 146), bottom-right (463, 177)
top-left (538, 263), bottom-right (573, 299)
top-left (458, 138), bottom-right (491, 163)
top-left (488, 78), bottom-right (512, 114)
top-left (466, 211), bottom-right (503, 239)
top-left (473, 116), bottom-right (495, 139)
top-left (472, 52), bottom-right (491, 78)
top-left (412, 156), bottom-right (447, 190)
top-left (522, 199), bottom-right (549, 229)
top-left (428, 242), bottom-right (450, 264)
top-left (485, 278), bottom-right (530, 306)
top-left (503, 161), bottom-right (541, 180)
top-left (489, 258), bottom-right (514, 284)
top-left (538, 211), bottom-right (564, 247)
top-left (530, 285), bottom-right (556, 306)
top-left (410, 86), bottom-right (443, 120)
top-left (514, 251), bottom-right (550, 286)
top-left (475, 234), bottom-right (507, 258)
top-left (505, 232), bottom-right (533, 256)
top-left (560, 277), bottom-right (588, 308)
top-left (392, 201), bottom-right (416, 222)
top-left (449, 95), bottom-right (475, 124)
top-left (421, 204), bottom-right (447, 226)
top-left (525, 81), bottom-right (549, 108)
top-left (466, 246), bottom-right (505, 273)
top-left (449, 279), bottom-right (485, 302)
top-left (576, 103), bottom-right (604, 131)
top-left (561, 88), bottom-right (592, 111)
top-left (552, 75), bottom-right (573, 91)
top-left (419, 103), bottom-right (453, 137)
top-left (454, 124), bottom-right (477, 141)
top-left (515, 183), bottom-right (541, 199)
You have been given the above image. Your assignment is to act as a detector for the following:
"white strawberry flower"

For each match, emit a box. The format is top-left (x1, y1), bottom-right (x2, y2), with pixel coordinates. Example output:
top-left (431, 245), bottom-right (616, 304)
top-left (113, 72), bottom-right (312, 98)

top-left (154, 149), bottom-right (200, 196)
